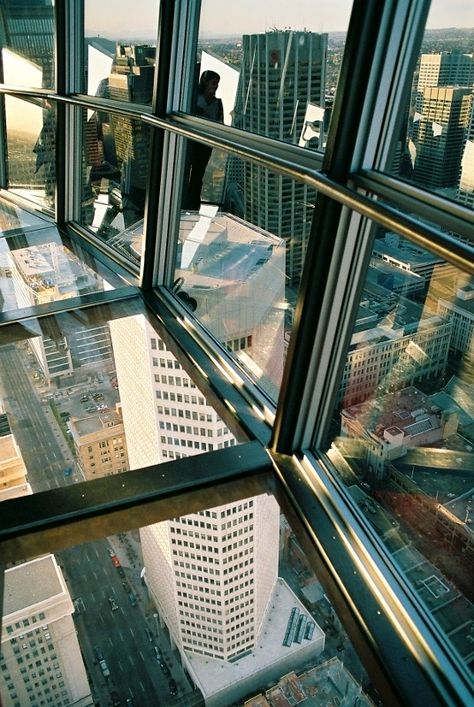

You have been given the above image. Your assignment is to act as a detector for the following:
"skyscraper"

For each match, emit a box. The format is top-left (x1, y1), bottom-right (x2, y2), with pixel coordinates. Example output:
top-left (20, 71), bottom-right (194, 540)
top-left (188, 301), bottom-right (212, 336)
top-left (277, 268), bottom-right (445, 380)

top-left (410, 86), bottom-right (473, 191)
top-left (416, 51), bottom-right (474, 95)
top-left (226, 30), bottom-right (327, 287)
top-left (109, 213), bottom-right (323, 704)
top-left (1, 555), bottom-right (93, 707)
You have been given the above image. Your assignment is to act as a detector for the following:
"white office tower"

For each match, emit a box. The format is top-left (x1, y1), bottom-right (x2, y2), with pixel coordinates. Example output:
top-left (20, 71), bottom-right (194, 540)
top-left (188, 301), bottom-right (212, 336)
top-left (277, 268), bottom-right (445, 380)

top-left (110, 214), bottom-right (323, 705)
top-left (227, 30), bottom-right (327, 287)
top-left (143, 495), bottom-right (279, 662)
top-left (0, 555), bottom-right (93, 707)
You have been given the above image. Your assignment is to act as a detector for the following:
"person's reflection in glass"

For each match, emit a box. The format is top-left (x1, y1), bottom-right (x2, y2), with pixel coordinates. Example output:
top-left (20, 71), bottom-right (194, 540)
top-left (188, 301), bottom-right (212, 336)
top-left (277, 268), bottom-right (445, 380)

top-left (185, 70), bottom-right (224, 211)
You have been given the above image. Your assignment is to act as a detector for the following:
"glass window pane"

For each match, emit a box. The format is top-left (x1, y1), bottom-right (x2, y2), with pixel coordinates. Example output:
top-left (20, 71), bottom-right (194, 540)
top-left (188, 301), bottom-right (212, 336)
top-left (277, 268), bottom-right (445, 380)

top-left (178, 144), bottom-right (317, 400)
top-left (190, 1), bottom-right (353, 151)
top-left (387, 0), bottom-right (474, 208)
top-left (84, 1), bottom-right (159, 105)
top-left (0, 299), bottom-right (245, 497)
top-left (0, 0), bottom-right (55, 89)
top-left (79, 107), bottom-right (151, 261)
top-left (0, 196), bottom-right (124, 314)
top-left (2, 498), bottom-right (380, 707)
top-left (327, 225), bottom-right (474, 673)
top-left (5, 97), bottom-right (56, 209)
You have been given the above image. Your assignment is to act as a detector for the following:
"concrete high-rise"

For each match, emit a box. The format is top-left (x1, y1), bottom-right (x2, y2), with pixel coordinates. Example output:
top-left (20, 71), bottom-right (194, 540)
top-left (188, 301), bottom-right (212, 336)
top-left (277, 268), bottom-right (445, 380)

top-left (457, 99), bottom-right (474, 210)
top-left (0, 555), bottom-right (93, 707)
top-left (226, 30), bottom-right (327, 287)
top-left (416, 52), bottom-right (474, 95)
top-left (410, 86), bottom-right (473, 191)
top-left (109, 213), bottom-right (323, 705)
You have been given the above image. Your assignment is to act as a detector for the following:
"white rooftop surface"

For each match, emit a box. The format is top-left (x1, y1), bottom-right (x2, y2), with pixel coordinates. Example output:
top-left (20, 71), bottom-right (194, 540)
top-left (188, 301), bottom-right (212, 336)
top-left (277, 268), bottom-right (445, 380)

top-left (185, 577), bottom-right (324, 699)
top-left (11, 245), bottom-right (54, 278)
top-left (3, 555), bottom-right (64, 616)
top-left (351, 324), bottom-right (403, 345)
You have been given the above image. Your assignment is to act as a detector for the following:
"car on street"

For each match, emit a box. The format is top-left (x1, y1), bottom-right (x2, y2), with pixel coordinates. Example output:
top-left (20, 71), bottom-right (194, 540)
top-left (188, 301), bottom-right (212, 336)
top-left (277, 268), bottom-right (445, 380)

top-left (129, 592), bottom-right (137, 606)
top-left (145, 627), bottom-right (154, 642)
top-left (111, 554), bottom-right (121, 568)
top-left (108, 597), bottom-right (119, 611)
top-left (153, 645), bottom-right (161, 660)
top-left (99, 658), bottom-right (110, 678)
top-left (160, 661), bottom-right (170, 677)
top-left (169, 679), bottom-right (178, 695)
top-left (118, 566), bottom-right (125, 578)
top-left (93, 645), bottom-right (104, 661)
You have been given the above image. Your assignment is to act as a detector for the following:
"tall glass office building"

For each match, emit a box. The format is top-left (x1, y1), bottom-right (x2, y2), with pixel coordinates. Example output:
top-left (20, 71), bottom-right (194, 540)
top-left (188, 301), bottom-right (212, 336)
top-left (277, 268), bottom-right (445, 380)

top-left (0, 2), bottom-right (473, 707)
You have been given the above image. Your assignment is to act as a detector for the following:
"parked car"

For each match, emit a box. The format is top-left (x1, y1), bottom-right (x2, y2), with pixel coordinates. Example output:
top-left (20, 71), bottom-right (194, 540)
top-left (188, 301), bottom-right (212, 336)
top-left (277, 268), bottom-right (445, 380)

top-left (169, 678), bottom-right (178, 695)
top-left (153, 645), bottom-right (161, 660)
top-left (93, 645), bottom-right (104, 661)
top-left (129, 592), bottom-right (137, 606)
top-left (145, 627), bottom-right (154, 642)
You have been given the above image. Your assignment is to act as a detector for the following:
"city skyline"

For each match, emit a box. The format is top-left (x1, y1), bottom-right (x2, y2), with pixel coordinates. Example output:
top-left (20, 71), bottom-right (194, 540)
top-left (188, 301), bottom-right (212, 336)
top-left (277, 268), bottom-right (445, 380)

top-left (1, 2), bottom-right (474, 706)
top-left (84, 0), bottom-right (474, 38)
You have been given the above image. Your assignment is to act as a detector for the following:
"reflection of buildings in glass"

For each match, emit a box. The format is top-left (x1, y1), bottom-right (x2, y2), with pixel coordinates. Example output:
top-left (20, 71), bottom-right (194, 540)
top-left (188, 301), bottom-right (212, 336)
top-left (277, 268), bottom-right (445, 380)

top-left (177, 212), bottom-right (286, 396)
top-left (8, 241), bottom-right (111, 380)
top-left (226, 30), bottom-right (327, 287)
top-left (371, 232), bottom-right (457, 289)
top-left (437, 282), bottom-right (474, 381)
top-left (1, 555), bottom-right (93, 707)
top-left (106, 45), bottom-right (154, 226)
top-left (338, 306), bottom-right (451, 409)
top-left (84, 44), bottom-right (155, 236)
top-left (0, 0), bottom-right (55, 87)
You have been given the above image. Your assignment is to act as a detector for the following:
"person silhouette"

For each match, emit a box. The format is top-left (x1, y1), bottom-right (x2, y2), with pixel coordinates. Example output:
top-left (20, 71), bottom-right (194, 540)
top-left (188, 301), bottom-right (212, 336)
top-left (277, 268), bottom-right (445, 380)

top-left (185, 70), bottom-right (224, 211)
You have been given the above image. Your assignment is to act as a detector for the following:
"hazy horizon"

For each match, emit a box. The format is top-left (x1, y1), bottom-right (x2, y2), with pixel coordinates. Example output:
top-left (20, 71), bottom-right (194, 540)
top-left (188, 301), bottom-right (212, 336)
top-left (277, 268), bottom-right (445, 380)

top-left (84, 0), bottom-right (474, 38)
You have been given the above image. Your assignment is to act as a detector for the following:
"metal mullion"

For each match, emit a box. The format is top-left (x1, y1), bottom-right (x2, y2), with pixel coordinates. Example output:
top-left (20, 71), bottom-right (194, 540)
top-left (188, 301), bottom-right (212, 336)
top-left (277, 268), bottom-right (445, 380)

top-left (356, 170), bottom-right (474, 244)
top-left (54, 0), bottom-right (68, 225)
top-left (146, 0), bottom-right (203, 291)
top-left (65, 222), bottom-right (141, 284)
top-left (271, 0), bottom-right (393, 455)
top-left (142, 288), bottom-right (272, 446)
top-left (270, 450), bottom-right (474, 707)
top-left (152, 286), bottom-right (276, 427)
top-left (62, 0), bottom-right (84, 224)
top-left (0, 287), bottom-right (140, 328)
top-left (140, 0), bottom-right (178, 290)
top-left (0, 441), bottom-right (271, 564)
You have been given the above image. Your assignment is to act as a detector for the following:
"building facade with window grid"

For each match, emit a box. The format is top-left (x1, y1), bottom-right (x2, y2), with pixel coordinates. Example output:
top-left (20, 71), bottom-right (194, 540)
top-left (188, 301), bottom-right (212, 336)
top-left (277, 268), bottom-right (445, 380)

top-left (0, 2), bottom-right (473, 707)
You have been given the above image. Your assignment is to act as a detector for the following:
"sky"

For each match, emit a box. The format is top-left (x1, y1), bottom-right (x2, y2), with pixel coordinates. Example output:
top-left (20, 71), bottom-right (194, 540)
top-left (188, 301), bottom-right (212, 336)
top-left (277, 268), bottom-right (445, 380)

top-left (85, 0), bottom-right (474, 38)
